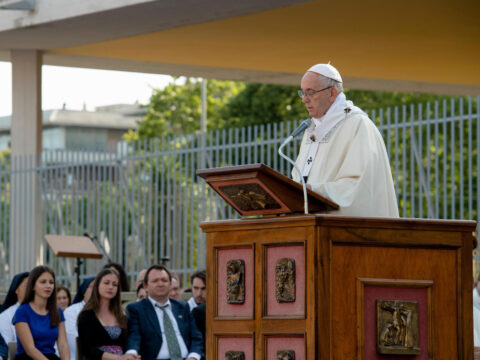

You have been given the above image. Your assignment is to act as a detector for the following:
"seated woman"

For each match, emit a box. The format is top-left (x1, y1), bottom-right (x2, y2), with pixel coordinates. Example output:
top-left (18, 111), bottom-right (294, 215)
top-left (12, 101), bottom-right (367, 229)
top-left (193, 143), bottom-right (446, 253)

top-left (13, 266), bottom-right (69, 360)
top-left (56, 287), bottom-right (71, 312)
top-left (0, 272), bottom-right (29, 345)
top-left (77, 269), bottom-right (138, 360)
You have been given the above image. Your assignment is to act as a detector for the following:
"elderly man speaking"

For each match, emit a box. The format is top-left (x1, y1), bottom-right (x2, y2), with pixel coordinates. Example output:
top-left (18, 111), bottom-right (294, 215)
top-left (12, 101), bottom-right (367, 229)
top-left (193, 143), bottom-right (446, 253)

top-left (292, 63), bottom-right (399, 217)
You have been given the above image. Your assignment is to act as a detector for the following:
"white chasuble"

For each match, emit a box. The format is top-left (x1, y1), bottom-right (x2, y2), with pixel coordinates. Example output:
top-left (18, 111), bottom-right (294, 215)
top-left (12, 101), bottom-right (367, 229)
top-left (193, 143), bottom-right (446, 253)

top-left (292, 98), bottom-right (399, 217)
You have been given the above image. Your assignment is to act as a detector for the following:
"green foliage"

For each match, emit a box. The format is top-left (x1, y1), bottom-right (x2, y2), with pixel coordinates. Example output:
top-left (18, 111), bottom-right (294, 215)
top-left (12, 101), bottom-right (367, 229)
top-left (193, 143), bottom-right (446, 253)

top-left (0, 148), bottom-right (10, 171)
top-left (124, 78), bottom-right (243, 141)
top-left (344, 90), bottom-right (456, 111)
top-left (220, 83), bottom-right (306, 127)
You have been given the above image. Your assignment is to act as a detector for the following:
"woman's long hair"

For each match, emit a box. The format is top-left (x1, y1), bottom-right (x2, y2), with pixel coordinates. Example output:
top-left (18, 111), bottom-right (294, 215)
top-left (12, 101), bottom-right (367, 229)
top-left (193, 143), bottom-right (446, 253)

top-left (22, 266), bottom-right (60, 327)
top-left (81, 268), bottom-right (127, 328)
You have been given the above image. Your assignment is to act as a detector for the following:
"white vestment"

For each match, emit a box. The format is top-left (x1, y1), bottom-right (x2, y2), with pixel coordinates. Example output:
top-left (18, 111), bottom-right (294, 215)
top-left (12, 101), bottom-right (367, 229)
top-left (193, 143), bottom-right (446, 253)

top-left (292, 94), bottom-right (399, 217)
top-left (0, 303), bottom-right (19, 344)
top-left (64, 301), bottom-right (85, 360)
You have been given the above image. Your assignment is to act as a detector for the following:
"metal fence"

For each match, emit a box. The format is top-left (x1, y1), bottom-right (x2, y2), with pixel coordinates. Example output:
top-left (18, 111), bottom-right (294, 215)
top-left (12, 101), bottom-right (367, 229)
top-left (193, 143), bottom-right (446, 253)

top-left (0, 96), bottom-right (479, 290)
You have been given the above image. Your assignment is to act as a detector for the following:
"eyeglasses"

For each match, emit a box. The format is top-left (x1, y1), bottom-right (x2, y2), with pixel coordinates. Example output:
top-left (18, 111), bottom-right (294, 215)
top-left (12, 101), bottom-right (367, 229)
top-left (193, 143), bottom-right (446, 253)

top-left (297, 86), bottom-right (333, 99)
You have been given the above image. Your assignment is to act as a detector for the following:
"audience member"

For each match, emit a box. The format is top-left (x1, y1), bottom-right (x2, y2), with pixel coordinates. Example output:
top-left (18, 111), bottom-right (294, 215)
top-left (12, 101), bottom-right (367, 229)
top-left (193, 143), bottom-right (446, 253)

top-left (191, 303), bottom-right (206, 360)
top-left (0, 333), bottom-right (7, 360)
top-left (474, 277), bottom-right (480, 309)
top-left (56, 286), bottom-right (71, 311)
top-left (77, 269), bottom-right (139, 360)
top-left (135, 269), bottom-right (147, 290)
top-left (103, 263), bottom-right (130, 292)
top-left (169, 276), bottom-right (182, 300)
top-left (64, 277), bottom-right (95, 360)
top-left (13, 266), bottom-right (69, 360)
top-left (126, 265), bottom-right (203, 360)
top-left (135, 284), bottom-right (147, 302)
top-left (0, 272), bottom-right (29, 344)
top-left (188, 270), bottom-right (206, 312)
top-left (0, 272), bottom-right (29, 314)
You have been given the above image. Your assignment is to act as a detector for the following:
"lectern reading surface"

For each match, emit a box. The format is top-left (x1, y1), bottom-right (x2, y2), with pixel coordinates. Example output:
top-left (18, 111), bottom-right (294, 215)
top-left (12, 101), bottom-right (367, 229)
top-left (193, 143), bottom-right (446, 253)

top-left (196, 163), bottom-right (338, 216)
top-left (45, 234), bottom-right (102, 289)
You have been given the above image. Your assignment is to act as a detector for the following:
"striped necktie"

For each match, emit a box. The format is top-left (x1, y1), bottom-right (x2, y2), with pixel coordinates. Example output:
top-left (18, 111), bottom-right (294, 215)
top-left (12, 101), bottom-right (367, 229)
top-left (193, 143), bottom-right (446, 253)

top-left (157, 303), bottom-right (183, 360)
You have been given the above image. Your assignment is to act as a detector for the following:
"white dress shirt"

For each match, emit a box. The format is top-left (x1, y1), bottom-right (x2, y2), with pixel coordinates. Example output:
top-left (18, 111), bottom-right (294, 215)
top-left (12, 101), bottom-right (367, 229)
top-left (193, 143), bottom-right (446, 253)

top-left (187, 297), bottom-right (198, 312)
top-left (0, 303), bottom-right (19, 344)
top-left (127, 297), bottom-right (200, 360)
top-left (64, 301), bottom-right (85, 360)
top-left (474, 288), bottom-right (480, 310)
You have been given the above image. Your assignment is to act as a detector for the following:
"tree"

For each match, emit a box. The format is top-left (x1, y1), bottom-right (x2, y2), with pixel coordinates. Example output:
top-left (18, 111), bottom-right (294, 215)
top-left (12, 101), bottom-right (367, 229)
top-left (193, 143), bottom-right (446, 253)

top-left (220, 83), bottom-right (306, 127)
top-left (124, 78), bottom-right (243, 141)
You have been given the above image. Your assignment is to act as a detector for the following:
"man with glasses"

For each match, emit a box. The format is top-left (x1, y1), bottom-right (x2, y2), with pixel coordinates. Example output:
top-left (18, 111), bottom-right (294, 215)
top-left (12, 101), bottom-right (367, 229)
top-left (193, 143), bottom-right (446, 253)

top-left (292, 63), bottom-right (399, 217)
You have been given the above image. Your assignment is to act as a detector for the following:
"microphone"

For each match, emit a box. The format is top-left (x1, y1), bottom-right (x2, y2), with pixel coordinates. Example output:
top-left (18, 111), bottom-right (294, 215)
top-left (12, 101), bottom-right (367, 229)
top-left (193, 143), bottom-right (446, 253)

top-left (291, 118), bottom-right (312, 138)
top-left (280, 118), bottom-right (311, 147)
top-left (278, 118), bottom-right (312, 214)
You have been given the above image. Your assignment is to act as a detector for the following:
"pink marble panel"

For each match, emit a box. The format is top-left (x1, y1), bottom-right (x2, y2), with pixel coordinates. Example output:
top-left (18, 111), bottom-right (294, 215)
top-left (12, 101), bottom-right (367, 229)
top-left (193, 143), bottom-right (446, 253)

top-left (266, 245), bottom-right (305, 317)
top-left (217, 337), bottom-right (253, 360)
top-left (364, 287), bottom-right (428, 360)
top-left (266, 336), bottom-right (305, 360)
top-left (217, 247), bottom-right (254, 317)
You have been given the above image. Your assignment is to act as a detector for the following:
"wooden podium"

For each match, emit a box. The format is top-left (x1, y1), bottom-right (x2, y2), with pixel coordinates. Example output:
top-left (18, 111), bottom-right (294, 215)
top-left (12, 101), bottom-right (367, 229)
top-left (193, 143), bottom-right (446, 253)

top-left (198, 165), bottom-right (476, 360)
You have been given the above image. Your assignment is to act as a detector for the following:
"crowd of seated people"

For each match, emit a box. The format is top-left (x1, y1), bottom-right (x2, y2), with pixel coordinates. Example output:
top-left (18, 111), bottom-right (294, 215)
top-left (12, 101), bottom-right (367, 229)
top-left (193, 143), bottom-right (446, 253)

top-left (0, 263), bottom-right (206, 360)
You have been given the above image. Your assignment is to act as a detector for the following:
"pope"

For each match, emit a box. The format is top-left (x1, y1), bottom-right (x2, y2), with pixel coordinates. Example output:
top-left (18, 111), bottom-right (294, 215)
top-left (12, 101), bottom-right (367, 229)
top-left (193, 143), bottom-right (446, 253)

top-left (292, 63), bottom-right (399, 217)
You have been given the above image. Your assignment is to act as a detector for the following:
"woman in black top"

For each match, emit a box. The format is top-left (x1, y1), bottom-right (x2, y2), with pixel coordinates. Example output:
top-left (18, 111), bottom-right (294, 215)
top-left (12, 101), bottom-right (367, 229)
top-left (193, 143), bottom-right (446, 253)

top-left (77, 269), bottom-right (138, 360)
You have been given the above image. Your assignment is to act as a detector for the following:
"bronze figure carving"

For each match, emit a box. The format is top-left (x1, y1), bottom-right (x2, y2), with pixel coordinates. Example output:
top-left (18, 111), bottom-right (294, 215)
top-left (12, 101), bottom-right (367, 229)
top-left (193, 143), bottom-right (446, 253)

top-left (219, 183), bottom-right (281, 211)
top-left (226, 259), bottom-right (245, 304)
top-left (275, 258), bottom-right (296, 303)
top-left (225, 350), bottom-right (245, 360)
top-left (376, 300), bottom-right (421, 355)
top-left (277, 349), bottom-right (295, 360)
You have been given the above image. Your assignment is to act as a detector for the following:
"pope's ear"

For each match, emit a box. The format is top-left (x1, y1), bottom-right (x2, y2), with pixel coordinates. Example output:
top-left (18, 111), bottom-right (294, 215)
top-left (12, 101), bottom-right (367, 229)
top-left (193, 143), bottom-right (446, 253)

top-left (330, 86), bottom-right (339, 100)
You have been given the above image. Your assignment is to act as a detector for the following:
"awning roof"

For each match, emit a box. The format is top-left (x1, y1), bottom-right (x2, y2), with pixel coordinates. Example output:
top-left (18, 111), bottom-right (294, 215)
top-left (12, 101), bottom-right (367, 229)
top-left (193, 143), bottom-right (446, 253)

top-left (1, 0), bottom-right (479, 95)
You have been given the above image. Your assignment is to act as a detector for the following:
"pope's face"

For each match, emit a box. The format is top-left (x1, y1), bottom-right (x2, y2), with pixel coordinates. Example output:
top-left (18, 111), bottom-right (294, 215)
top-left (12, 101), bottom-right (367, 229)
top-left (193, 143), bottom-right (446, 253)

top-left (300, 71), bottom-right (337, 118)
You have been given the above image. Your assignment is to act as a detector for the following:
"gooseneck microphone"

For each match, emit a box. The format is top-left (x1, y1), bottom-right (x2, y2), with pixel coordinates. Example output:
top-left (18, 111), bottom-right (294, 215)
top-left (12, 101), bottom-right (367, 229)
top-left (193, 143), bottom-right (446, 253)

top-left (278, 119), bottom-right (312, 214)
top-left (281, 118), bottom-right (312, 146)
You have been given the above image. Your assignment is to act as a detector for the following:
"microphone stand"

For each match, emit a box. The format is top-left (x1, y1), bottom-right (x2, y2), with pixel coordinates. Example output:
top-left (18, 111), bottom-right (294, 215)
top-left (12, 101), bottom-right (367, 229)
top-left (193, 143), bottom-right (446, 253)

top-left (84, 232), bottom-right (112, 263)
top-left (278, 136), bottom-right (309, 215)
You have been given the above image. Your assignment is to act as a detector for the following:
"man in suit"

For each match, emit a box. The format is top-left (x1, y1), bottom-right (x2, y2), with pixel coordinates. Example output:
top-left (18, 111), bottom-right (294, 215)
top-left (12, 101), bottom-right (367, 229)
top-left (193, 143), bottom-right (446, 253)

top-left (126, 265), bottom-right (203, 360)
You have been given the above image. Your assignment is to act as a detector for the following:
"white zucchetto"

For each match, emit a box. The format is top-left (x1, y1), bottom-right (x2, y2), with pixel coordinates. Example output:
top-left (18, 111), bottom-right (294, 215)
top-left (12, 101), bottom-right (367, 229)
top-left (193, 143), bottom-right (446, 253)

top-left (307, 63), bottom-right (343, 83)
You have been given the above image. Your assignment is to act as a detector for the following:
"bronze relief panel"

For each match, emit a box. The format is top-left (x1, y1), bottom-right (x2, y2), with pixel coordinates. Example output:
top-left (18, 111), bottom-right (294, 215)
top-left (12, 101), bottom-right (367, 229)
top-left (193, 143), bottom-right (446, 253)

top-left (226, 259), bottom-right (245, 304)
top-left (277, 349), bottom-right (295, 359)
top-left (275, 258), bottom-right (296, 303)
top-left (376, 300), bottom-right (421, 355)
top-left (225, 350), bottom-right (245, 360)
top-left (219, 183), bottom-right (281, 211)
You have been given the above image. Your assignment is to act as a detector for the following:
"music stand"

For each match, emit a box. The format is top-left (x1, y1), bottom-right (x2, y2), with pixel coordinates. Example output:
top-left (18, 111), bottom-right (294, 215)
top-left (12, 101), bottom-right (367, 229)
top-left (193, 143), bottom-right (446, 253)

top-left (44, 234), bottom-right (103, 290)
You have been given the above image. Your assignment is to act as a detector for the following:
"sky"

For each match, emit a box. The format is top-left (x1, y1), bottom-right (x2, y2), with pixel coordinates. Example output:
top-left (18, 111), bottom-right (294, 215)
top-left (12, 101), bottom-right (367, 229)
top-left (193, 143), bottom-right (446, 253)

top-left (0, 61), bottom-right (174, 117)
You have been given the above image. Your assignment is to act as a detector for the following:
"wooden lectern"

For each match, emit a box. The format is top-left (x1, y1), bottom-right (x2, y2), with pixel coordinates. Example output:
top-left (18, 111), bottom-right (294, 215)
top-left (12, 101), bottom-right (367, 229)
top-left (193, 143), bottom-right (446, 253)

top-left (198, 165), bottom-right (476, 360)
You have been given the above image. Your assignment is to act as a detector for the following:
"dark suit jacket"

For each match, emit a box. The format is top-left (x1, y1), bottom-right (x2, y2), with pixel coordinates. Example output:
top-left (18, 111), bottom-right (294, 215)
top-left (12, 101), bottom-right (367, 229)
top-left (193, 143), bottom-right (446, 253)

top-left (77, 309), bottom-right (128, 360)
top-left (0, 332), bottom-right (7, 359)
top-left (126, 298), bottom-right (204, 360)
top-left (191, 303), bottom-right (206, 360)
